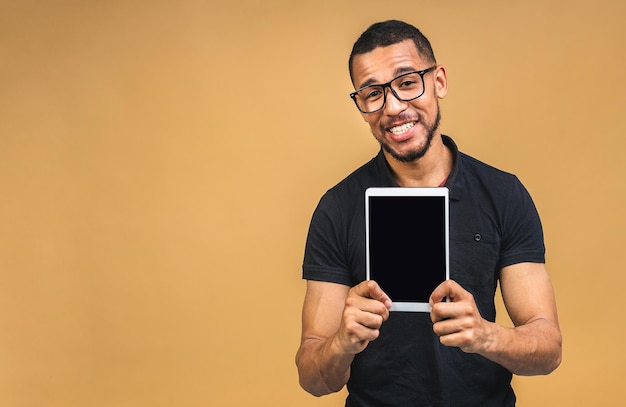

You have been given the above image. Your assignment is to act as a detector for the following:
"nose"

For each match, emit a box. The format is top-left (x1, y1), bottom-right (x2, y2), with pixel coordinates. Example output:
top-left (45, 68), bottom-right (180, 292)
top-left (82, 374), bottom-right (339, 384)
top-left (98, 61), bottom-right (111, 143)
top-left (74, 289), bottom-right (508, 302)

top-left (382, 87), bottom-right (408, 115)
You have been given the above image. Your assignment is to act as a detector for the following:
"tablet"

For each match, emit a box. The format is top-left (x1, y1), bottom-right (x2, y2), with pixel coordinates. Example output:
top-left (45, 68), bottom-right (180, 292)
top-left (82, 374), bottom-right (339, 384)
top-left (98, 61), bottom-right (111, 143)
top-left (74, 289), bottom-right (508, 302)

top-left (365, 187), bottom-right (449, 312)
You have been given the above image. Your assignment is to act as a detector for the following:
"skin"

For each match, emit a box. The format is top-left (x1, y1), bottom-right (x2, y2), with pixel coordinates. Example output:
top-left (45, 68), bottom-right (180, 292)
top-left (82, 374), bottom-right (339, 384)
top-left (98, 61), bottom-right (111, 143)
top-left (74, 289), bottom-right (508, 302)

top-left (295, 39), bottom-right (562, 397)
top-left (354, 40), bottom-right (452, 188)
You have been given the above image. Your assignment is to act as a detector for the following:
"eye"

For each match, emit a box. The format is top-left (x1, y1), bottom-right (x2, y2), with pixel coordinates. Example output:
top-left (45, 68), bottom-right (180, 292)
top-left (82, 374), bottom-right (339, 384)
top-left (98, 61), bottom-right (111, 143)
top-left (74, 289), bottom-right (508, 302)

top-left (398, 77), bottom-right (420, 89)
top-left (359, 87), bottom-right (383, 101)
top-left (365, 89), bottom-right (382, 99)
top-left (399, 79), bottom-right (418, 87)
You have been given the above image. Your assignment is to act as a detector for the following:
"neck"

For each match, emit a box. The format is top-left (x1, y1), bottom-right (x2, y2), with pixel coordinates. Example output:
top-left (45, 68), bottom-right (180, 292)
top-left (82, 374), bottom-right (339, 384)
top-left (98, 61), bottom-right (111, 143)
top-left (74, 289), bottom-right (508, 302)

top-left (384, 136), bottom-right (453, 187)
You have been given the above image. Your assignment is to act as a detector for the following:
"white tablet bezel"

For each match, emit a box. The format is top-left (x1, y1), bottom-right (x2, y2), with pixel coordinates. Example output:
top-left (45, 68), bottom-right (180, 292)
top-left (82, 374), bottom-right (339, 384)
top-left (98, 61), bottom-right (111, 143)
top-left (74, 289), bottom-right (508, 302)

top-left (365, 187), bottom-right (450, 312)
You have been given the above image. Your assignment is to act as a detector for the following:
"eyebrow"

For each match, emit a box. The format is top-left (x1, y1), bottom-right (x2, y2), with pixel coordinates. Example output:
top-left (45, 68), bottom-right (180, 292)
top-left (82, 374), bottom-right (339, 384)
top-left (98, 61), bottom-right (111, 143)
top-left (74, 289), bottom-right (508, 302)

top-left (357, 66), bottom-right (418, 90)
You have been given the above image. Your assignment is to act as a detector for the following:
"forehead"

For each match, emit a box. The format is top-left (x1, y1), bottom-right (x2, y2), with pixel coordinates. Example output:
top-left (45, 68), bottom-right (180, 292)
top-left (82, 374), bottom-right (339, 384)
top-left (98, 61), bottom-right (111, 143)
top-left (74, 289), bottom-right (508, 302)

top-left (351, 39), bottom-right (426, 89)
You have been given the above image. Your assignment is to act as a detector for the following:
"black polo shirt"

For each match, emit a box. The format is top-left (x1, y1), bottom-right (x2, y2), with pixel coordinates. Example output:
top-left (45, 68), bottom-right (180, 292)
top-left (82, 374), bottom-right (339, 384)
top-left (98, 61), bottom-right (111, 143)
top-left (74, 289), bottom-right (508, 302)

top-left (302, 135), bottom-right (545, 406)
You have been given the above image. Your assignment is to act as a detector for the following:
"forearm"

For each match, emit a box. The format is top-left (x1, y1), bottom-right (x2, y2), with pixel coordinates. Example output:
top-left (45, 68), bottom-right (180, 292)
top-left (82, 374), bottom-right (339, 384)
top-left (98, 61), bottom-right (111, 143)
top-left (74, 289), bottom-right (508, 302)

top-left (480, 318), bottom-right (562, 376)
top-left (296, 336), bottom-right (354, 397)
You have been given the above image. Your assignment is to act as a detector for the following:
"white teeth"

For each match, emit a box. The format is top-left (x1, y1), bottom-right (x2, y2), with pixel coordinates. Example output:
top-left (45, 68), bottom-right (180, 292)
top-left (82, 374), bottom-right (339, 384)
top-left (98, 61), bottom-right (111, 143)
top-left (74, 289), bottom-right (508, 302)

top-left (389, 122), bottom-right (415, 135)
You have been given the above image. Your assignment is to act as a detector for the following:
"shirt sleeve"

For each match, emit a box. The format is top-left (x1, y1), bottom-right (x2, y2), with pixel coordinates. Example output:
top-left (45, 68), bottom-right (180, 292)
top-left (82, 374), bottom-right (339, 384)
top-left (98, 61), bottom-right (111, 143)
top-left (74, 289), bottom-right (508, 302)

top-left (302, 191), bottom-right (354, 286)
top-left (498, 176), bottom-right (546, 269)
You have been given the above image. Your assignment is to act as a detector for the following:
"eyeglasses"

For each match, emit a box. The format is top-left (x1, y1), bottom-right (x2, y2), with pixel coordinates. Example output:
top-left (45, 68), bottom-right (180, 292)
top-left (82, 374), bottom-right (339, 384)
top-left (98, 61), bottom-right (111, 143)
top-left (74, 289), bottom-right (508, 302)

top-left (349, 66), bottom-right (437, 114)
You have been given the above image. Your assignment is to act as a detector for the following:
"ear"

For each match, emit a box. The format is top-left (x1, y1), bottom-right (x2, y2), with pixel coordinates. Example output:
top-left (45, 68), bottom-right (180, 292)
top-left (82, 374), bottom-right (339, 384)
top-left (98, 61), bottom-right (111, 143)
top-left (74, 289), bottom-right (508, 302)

top-left (434, 65), bottom-right (448, 99)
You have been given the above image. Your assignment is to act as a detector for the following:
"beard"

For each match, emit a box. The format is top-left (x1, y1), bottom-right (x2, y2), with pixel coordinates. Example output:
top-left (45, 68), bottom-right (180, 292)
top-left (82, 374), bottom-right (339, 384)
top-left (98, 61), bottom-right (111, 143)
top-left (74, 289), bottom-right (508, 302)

top-left (378, 104), bottom-right (442, 163)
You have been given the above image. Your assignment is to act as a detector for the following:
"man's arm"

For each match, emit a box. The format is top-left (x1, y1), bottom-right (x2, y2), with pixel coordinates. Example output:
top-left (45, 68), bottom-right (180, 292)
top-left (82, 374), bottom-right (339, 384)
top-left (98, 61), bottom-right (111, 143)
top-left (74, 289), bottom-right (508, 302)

top-left (295, 280), bottom-right (392, 396)
top-left (430, 262), bottom-right (562, 375)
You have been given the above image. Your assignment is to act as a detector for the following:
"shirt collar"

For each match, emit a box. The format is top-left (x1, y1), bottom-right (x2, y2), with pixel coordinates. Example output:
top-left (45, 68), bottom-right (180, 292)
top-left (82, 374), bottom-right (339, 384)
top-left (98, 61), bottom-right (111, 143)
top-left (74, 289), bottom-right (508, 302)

top-left (373, 134), bottom-right (464, 201)
top-left (441, 135), bottom-right (464, 201)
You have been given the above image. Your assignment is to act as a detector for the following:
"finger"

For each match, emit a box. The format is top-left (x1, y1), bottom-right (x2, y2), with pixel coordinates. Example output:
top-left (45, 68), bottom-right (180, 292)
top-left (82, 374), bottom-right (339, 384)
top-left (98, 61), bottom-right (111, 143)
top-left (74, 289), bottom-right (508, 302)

top-left (353, 280), bottom-right (393, 309)
top-left (436, 330), bottom-right (475, 352)
top-left (340, 303), bottom-right (386, 349)
top-left (429, 279), bottom-right (453, 305)
top-left (336, 321), bottom-right (376, 354)
top-left (432, 317), bottom-right (463, 337)
top-left (343, 310), bottom-right (385, 335)
top-left (429, 279), bottom-right (469, 306)
top-left (430, 302), bottom-right (472, 323)
top-left (346, 322), bottom-right (382, 344)
top-left (433, 317), bottom-right (480, 352)
top-left (345, 293), bottom-right (390, 322)
top-left (358, 311), bottom-right (386, 330)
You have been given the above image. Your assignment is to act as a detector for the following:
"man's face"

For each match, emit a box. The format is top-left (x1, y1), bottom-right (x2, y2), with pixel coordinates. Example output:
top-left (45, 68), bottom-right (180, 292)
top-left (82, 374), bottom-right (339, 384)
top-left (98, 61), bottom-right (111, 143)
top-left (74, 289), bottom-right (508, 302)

top-left (350, 39), bottom-right (447, 163)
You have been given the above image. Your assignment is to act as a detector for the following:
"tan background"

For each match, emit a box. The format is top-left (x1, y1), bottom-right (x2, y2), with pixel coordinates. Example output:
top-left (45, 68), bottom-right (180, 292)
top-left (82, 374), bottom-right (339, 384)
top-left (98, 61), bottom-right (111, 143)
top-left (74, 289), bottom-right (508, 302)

top-left (1, 1), bottom-right (625, 406)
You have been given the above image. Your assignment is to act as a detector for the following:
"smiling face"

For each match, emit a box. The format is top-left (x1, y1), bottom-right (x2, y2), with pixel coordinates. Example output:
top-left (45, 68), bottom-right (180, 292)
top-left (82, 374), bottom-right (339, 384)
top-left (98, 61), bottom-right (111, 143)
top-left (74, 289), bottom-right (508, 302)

top-left (351, 39), bottom-right (448, 163)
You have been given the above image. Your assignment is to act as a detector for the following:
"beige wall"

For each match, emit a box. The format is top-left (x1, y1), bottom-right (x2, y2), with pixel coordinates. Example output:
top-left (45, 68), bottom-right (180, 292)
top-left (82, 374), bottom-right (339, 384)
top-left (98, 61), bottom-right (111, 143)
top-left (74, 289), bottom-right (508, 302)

top-left (1, 1), bottom-right (625, 405)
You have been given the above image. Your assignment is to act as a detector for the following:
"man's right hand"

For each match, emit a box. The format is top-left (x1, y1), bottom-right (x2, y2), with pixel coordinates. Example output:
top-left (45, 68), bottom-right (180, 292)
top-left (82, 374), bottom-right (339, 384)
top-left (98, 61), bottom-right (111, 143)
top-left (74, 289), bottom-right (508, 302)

top-left (296, 279), bottom-right (392, 396)
top-left (334, 280), bottom-right (393, 355)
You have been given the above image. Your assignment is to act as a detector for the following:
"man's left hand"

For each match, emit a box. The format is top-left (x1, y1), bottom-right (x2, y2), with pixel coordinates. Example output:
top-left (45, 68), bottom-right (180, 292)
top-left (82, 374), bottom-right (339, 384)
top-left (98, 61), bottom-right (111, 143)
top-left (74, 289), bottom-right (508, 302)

top-left (429, 279), bottom-right (493, 354)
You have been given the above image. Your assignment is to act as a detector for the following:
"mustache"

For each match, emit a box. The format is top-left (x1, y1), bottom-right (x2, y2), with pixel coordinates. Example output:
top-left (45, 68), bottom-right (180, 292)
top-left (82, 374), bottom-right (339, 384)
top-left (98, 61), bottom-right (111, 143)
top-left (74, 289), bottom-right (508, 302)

top-left (381, 112), bottom-right (421, 130)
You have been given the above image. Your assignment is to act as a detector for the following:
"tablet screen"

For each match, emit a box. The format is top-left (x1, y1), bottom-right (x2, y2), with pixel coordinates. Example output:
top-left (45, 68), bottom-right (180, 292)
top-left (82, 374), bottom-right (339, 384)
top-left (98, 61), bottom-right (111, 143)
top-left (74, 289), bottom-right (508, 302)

top-left (366, 187), bottom-right (449, 312)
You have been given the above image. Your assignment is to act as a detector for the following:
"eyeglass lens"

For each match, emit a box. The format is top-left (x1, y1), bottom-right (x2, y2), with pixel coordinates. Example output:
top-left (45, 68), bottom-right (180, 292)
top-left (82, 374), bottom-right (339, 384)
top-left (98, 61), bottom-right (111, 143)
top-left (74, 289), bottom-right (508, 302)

top-left (354, 72), bottom-right (425, 113)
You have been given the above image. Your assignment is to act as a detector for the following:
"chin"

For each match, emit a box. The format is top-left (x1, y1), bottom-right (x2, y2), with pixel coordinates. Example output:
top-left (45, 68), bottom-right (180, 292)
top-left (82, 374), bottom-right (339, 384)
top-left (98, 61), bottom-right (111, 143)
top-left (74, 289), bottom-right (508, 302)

top-left (383, 137), bottom-right (433, 163)
top-left (387, 147), bottom-right (428, 162)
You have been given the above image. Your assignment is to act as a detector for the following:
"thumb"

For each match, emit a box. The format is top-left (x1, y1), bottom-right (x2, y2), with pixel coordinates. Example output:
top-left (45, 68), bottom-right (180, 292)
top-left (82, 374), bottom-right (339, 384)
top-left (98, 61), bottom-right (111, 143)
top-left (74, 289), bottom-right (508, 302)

top-left (354, 280), bottom-right (393, 309)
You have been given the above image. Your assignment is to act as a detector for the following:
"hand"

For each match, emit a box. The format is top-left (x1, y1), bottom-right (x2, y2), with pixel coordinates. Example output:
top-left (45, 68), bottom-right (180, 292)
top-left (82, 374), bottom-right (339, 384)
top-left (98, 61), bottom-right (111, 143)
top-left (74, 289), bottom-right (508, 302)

top-left (334, 280), bottom-right (392, 355)
top-left (429, 279), bottom-right (492, 353)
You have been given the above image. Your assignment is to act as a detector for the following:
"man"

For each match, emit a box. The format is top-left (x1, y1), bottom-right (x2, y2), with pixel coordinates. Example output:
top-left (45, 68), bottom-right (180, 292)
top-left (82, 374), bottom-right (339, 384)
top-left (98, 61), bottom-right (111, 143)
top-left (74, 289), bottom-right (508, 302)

top-left (296, 20), bottom-right (562, 406)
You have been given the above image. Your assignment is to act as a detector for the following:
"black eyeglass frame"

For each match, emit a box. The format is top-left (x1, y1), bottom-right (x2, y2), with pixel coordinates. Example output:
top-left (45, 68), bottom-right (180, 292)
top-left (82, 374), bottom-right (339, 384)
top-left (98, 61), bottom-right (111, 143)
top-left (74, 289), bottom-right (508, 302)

top-left (349, 66), bottom-right (437, 114)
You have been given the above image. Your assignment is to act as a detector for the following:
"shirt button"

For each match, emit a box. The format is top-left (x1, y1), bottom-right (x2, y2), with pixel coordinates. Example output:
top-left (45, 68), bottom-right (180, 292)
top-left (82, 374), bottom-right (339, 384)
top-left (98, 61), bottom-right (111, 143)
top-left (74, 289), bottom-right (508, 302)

top-left (474, 233), bottom-right (482, 242)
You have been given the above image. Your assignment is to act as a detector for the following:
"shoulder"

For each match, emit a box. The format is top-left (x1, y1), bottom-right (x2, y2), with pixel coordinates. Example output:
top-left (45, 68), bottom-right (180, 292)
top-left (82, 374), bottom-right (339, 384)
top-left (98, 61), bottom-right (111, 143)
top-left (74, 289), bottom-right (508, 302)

top-left (443, 135), bottom-right (522, 200)
top-left (450, 142), bottom-right (540, 224)
top-left (455, 150), bottom-right (531, 204)
top-left (459, 151), bottom-right (517, 184)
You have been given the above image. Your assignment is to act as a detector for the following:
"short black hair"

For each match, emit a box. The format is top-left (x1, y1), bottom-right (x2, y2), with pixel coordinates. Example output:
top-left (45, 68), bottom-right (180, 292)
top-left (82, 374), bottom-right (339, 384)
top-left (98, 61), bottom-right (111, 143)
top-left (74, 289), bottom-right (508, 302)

top-left (348, 20), bottom-right (437, 83)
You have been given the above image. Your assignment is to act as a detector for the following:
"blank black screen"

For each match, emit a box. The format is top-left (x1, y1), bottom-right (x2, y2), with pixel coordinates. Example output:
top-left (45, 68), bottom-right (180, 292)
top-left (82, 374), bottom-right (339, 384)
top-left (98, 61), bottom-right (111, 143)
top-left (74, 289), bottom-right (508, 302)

top-left (368, 195), bottom-right (446, 302)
